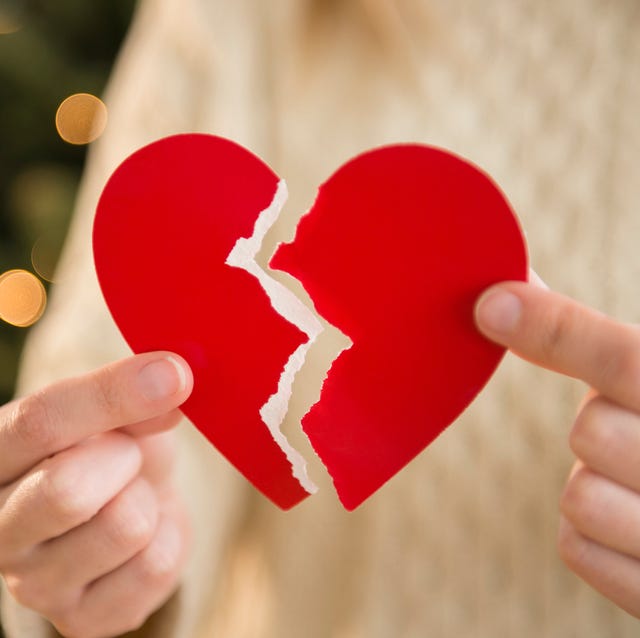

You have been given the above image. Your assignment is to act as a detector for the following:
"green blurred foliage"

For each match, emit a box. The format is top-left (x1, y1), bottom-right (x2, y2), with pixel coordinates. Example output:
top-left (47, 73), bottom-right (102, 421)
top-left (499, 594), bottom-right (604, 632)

top-left (0, 0), bottom-right (136, 406)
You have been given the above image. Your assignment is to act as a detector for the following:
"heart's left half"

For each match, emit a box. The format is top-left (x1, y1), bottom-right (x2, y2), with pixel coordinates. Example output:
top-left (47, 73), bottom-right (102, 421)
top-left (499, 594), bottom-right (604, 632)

top-left (93, 134), bottom-right (310, 509)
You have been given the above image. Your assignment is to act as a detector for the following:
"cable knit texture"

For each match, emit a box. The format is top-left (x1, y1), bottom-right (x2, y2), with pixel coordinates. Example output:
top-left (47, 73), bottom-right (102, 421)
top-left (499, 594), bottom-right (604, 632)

top-left (2, 0), bottom-right (640, 636)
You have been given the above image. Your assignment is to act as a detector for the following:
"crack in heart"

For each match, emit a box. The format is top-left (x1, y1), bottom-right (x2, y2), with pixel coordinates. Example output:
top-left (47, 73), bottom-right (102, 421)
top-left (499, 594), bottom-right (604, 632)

top-left (225, 178), bottom-right (326, 496)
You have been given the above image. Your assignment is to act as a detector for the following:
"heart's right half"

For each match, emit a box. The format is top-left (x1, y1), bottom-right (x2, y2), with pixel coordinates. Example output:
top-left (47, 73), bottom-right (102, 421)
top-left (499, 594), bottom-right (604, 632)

top-left (271, 144), bottom-right (528, 509)
top-left (94, 135), bottom-right (528, 511)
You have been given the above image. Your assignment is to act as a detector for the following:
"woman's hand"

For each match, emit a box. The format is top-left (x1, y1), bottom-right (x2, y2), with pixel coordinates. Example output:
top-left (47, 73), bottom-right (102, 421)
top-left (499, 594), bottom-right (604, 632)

top-left (475, 281), bottom-right (640, 618)
top-left (0, 352), bottom-right (193, 637)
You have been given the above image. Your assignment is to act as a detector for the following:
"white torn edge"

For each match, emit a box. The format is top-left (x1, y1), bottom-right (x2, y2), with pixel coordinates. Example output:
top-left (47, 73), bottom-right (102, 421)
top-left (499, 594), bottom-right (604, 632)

top-left (225, 179), bottom-right (322, 495)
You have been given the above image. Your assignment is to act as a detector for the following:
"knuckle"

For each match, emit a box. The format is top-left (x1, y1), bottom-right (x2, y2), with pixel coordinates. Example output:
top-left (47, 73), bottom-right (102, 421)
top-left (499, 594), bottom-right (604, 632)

top-left (39, 462), bottom-right (97, 529)
top-left (137, 549), bottom-right (179, 586)
top-left (559, 467), bottom-right (599, 529)
top-left (55, 606), bottom-right (131, 638)
top-left (4, 571), bottom-right (52, 612)
top-left (124, 608), bottom-right (155, 635)
top-left (9, 392), bottom-right (61, 452)
top-left (4, 572), bottom-right (33, 608)
top-left (137, 529), bottom-right (181, 586)
top-left (52, 614), bottom-right (91, 638)
top-left (91, 369), bottom-right (124, 420)
top-left (5, 568), bottom-right (81, 635)
top-left (570, 398), bottom-right (616, 459)
top-left (89, 609), bottom-right (154, 638)
top-left (557, 519), bottom-right (590, 572)
top-left (102, 484), bottom-right (157, 552)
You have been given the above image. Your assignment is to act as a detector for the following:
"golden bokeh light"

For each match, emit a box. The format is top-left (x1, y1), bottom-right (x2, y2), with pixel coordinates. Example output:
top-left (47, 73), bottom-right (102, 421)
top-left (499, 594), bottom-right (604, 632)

top-left (55, 93), bottom-right (108, 145)
top-left (0, 270), bottom-right (47, 328)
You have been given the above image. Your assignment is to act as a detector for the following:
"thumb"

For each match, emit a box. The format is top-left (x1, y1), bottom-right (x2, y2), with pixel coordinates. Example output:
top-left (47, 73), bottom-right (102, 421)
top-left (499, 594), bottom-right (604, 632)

top-left (473, 281), bottom-right (640, 411)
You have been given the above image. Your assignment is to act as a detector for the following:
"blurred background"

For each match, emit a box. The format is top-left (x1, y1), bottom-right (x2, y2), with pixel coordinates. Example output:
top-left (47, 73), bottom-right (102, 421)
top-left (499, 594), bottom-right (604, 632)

top-left (0, 0), bottom-right (135, 407)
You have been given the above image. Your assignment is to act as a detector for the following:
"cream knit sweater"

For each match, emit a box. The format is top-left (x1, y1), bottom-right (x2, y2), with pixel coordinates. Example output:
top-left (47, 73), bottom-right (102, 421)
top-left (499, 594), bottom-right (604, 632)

top-left (3, 0), bottom-right (640, 636)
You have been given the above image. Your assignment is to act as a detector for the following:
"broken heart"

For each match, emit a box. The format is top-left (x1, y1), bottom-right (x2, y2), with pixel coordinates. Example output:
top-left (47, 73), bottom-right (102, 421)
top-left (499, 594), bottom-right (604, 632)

top-left (93, 134), bottom-right (528, 511)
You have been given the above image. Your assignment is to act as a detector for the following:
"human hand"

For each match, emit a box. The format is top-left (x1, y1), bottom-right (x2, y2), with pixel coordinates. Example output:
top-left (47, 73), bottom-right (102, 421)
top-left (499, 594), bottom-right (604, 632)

top-left (475, 281), bottom-right (640, 618)
top-left (0, 352), bottom-right (193, 637)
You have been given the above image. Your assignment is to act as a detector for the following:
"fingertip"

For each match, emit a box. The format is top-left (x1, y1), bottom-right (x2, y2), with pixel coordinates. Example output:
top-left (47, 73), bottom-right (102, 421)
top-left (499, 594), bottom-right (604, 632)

top-left (474, 284), bottom-right (523, 340)
top-left (163, 354), bottom-right (193, 396)
top-left (136, 353), bottom-right (193, 404)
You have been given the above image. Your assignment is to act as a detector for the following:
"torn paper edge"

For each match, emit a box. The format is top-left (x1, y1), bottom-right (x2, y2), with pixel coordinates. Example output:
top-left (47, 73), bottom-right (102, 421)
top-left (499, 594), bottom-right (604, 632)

top-left (226, 179), bottom-right (322, 495)
top-left (266, 185), bottom-right (354, 497)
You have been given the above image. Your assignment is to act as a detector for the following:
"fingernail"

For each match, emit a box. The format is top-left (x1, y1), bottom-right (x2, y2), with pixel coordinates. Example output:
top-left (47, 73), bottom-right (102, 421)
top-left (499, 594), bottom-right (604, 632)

top-left (138, 356), bottom-right (187, 401)
top-left (475, 288), bottom-right (522, 335)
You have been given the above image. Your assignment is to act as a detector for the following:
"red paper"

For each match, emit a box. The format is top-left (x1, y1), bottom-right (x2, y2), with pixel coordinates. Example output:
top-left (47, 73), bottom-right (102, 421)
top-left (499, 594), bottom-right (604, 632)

top-left (94, 135), bottom-right (528, 511)
top-left (271, 145), bottom-right (527, 509)
top-left (94, 135), bottom-right (310, 509)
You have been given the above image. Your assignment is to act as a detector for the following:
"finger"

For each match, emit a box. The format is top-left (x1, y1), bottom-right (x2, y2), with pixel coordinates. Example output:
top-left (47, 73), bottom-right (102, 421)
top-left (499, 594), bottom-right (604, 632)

top-left (474, 282), bottom-right (640, 411)
top-left (2, 478), bottom-right (158, 614)
top-left (0, 352), bottom-right (192, 485)
top-left (570, 394), bottom-right (640, 493)
top-left (561, 465), bottom-right (640, 559)
top-left (62, 507), bottom-right (189, 638)
top-left (558, 516), bottom-right (640, 619)
top-left (136, 430), bottom-right (178, 487)
top-left (120, 407), bottom-right (185, 438)
top-left (0, 432), bottom-right (142, 560)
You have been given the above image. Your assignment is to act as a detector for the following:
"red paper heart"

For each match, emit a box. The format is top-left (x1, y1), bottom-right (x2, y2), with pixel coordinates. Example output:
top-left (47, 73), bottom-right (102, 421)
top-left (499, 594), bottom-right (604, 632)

top-left (94, 134), bottom-right (527, 511)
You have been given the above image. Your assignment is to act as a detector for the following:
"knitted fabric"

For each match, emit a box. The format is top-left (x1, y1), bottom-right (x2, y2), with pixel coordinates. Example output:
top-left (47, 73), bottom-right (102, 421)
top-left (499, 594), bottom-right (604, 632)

top-left (2, 1), bottom-right (640, 636)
